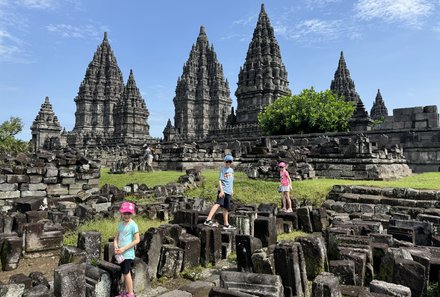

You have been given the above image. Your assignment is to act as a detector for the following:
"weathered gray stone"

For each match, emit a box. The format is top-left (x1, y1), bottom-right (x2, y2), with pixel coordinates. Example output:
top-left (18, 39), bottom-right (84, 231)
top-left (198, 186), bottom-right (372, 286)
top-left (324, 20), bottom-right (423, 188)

top-left (0, 283), bottom-right (26, 297)
top-left (59, 245), bottom-right (87, 265)
top-left (329, 260), bottom-right (355, 285)
top-left (54, 263), bottom-right (86, 297)
top-left (1, 236), bottom-right (22, 270)
top-left (180, 280), bottom-right (215, 297)
top-left (178, 232), bottom-right (201, 270)
top-left (77, 231), bottom-right (101, 263)
top-left (296, 235), bottom-right (328, 280)
top-left (251, 248), bottom-right (275, 275)
top-left (311, 272), bottom-right (342, 297)
top-left (136, 227), bottom-right (163, 280)
top-left (133, 257), bottom-right (150, 294)
top-left (220, 271), bottom-right (284, 297)
top-left (157, 245), bottom-right (184, 278)
top-left (85, 264), bottom-right (111, 297)
top-left (23, 284), bottom-right (50, 297)
top-left (157, 290), bottom-right (192, 297)
top-left (369, 280), bottom-right (411, 297)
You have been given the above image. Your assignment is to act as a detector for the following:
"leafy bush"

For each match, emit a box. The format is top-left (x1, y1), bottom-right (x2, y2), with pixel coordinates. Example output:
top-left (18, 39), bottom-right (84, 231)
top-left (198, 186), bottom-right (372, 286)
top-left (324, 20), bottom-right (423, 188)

top-left (0, 117), bottom-right (30, 155)
top-left (258, 87), bottom-right (355, 135)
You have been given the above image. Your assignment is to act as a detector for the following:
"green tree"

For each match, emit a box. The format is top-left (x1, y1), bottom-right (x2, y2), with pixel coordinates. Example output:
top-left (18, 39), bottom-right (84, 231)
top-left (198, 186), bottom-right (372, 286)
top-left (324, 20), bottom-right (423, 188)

top-left (0, 117), bottom-right (30, 155)
top-left (258, 87), bottom-right (355, 135)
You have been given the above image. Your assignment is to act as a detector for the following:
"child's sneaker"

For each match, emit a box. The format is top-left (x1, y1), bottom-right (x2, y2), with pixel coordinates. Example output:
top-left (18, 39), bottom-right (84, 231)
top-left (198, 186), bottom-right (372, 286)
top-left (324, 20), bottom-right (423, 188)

top-left (286, 208), bottom-right (293, 213)
top-left (115, 291), bottom-right (126, 297)
top-left (281, 208), bottom-right (287, 212)
top-left (223, 224), bottom-right (236, 230)
top-left (126, 294), bottom-right (135, 297)
top-left (204, 220), bottom-right (218, 227)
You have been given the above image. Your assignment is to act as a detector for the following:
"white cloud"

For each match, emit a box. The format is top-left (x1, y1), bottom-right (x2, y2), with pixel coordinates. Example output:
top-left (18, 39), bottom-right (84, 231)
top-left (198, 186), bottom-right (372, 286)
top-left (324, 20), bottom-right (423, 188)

top-left (304, 0), bottom-right (342, 9)
top-left (354, 0), bottom-right (434, 27)
top-left (15, 0), bottom-right (57, 9)
top-left (232, 14), bottom-right (257, 26)
top-left (0, 29), bottom-right (25, 62)
top-left (274, 19), bottom-right (344, 43)
top-left (46, 24), bottom-right (109, 40)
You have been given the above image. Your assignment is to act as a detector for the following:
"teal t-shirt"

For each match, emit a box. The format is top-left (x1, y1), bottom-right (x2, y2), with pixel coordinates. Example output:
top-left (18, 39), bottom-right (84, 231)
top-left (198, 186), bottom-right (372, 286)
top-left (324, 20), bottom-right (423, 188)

top-left (219, 166), bottom-right (234, 195)
top-left (117, 220), bottom-right (139, 260)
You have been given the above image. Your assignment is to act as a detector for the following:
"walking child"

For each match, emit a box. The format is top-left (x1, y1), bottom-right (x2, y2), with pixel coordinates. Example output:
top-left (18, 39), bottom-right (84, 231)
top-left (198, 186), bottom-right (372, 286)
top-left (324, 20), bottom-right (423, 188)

top-left (114, 202), bottom-right (140, 297)
top-left (278, 162), bottom-right (293, 212)
top-left (204, 154), bottom-right (237, 230)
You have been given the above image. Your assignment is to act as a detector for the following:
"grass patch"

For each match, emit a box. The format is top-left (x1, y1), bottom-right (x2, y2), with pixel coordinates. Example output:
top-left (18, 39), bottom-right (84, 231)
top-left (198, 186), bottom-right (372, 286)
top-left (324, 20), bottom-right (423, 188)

top-left (180, 266), bottom-right (204, 281)
top-left (63, 217), bottom-right (163, 247)
top-left (277, 231), bottom-right (310, 241)
top-left (99, 168), bottom-right (183, 189)
top-left (185, 170), bottom-right (440, 207)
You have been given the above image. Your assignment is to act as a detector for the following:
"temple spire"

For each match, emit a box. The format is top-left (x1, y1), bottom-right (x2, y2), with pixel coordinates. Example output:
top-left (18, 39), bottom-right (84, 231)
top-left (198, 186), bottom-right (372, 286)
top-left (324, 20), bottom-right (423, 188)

top-left (235, 4), bottom-right (290, 124)
top-left (113, 69), bottom-right (150, 145)
top-left (172, 26), bottom-right (231, 139)
top-left (330, 51), bottom-right (361, 103)
top-left (370, 89), bottom-right (388, 120)
top-left (31, 96), bottom-right (62, 151)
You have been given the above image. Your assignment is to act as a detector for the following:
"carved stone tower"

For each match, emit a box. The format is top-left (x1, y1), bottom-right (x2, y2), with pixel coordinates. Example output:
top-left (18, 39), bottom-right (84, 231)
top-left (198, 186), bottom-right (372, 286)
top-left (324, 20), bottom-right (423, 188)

top-left (370, 89), bottom-right (388, 120)
top-left (330, 51), bottom-right (361, 103)
top-left (31, 96), bottom-right (62, 151)
top-left (163, 119), bottom-right (177, 142)
top-left (235, 4), bottom-right (290, 124)
top-left (173, 26), bottom-right (231, 139)
top-left (113, 69), bottom-right (150, 146)
top-left (349, 98), bottom-right (373, 131)
top-left (72, 32), bottom-right (124, 137)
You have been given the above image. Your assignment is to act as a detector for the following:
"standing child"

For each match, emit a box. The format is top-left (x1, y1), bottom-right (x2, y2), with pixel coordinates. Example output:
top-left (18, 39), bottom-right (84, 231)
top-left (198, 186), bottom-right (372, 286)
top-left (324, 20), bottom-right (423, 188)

top-left (279, 162), bottom-right (293, 212)
top-left (115, 202), bottom-right (140, 297)
top-left (204, 154), bottom-right (237, 230)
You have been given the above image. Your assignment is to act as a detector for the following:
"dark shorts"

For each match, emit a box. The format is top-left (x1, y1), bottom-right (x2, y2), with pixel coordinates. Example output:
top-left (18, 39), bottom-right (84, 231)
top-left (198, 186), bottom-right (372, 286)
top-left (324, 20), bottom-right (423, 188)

top-left (216, 192), bottom-right (232, 211)
top-left (120, 259), bottom-right (134, 275)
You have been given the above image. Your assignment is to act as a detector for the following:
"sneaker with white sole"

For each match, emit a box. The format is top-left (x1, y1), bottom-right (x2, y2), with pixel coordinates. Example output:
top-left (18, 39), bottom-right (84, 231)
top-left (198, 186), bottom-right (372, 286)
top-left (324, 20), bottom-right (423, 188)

top-left (223, 224), bottom-right (236, 230)
top-left (204, 220), bottom-right (218, 227)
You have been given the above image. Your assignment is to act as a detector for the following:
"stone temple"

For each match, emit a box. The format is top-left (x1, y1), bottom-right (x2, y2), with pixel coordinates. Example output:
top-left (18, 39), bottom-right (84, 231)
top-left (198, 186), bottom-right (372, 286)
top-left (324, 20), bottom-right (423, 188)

top-left (29, 4), bottom-right (440, 174)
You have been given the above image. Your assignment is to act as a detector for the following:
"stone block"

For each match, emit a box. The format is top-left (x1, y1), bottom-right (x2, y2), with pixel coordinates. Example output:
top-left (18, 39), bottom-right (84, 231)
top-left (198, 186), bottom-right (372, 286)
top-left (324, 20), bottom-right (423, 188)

top-left (9, 273), bottom-right (32, 289)
top-left (132, 257), bottom-right (150, 294)
top-left (157, 290), bottom-right (192, 297)
top-left (253, 217), bottom-right (277, 247)
top-left (329, 260), bottom-right (355, 285)
top-left (297, 206), bottom-right (313, 233)
top-left (338, 249), bottom-right (367, 287)
top-left (198, 225), bottom-right (222, 266)
top-left (311, 272), bottom-right (342, 297)
top-left (220, 271), bottom-right (284, 297)
top-left (0, 191), bottom-right (20, 199)
top-left (21, 191), bottom-right (47, 198)
top-left (0, 183), bottom-right (18, 191)
top-left (20, 183), bottom-right (47, 191)
top-left (7, 175), bottom-right (29, 184)
top-left (180, 280), bottom-right (214, 297)
top-left (54, 263), bottom-right (86, 297)
top-left (276, 212), bottom-right (298, 229)
top-left (1, 236), bottom-right (22, 270)
top-left (311, 208), bottom-right (329, 232)
top-left (29, 175), bottom-right (43, 184)
top-left (157, 245), bottom-right (184, 278)
top-left (14, 197), bottom-right (47, 212)
top-left (394, 258), bottom-right (426, 297)
top-left (178, 232), bottom-right (201, 269)
top-left (209, 287), bottom-right (256, 297)
top-left (274, 242), bottom-right (308, 297)
top-left (136, 227), bottom-right (163, 280)
top-left (23, 284), bottom-right (50, 297)
top-left (251, 247), bottom-right (275, 274)
top-left (369, 280), bottom-right (411, 297)
top-left (77, 231), bottom-right (101, 263)
top-left (47, 184), bottom-right (69, 196)
top-left (0, 284), bottom-right (26, 297)
top-left (85, 263), bottom-right (111, 297)
top-left (29, 271), bottom-right (49, 288)
top-left (236, 234), bottom-right (262, 273)
top-left (296, 235), bottom-right (328, 280)
top-left (44, 168), bottom-right (58, 178)
top-left (95, 259), bottom-right (122, 296)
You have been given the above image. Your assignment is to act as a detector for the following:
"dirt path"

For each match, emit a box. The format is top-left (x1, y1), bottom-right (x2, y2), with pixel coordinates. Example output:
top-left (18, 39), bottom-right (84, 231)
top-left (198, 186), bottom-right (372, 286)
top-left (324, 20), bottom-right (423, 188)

top-left (0, 255), bottom-right (59, 283)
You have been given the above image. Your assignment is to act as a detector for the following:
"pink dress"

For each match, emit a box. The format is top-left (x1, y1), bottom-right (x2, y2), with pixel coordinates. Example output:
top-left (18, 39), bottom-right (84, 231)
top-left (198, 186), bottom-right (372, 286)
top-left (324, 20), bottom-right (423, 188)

top-left (280, 169), bottom-right (291, 192)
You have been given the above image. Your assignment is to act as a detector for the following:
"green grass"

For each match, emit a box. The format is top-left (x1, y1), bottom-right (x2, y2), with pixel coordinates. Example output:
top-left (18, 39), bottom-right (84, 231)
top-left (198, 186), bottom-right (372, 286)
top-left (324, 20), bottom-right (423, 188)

top-left (277, 231), bottom-right (310, 241)
top-left (63, 217), bottom-right (163, 247)
top-left (99, 168), bottom-right (183, 189)
top-left (185, 171), bottom-right (440, 207)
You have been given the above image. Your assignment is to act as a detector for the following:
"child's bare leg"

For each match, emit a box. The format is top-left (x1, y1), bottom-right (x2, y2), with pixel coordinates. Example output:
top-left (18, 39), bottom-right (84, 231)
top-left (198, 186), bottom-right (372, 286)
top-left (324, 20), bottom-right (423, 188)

top-left (223, 209), bottom-right (229, 226)
top-left (281, 193), bottom-right (286, 209)
top-left (286, 192), bottom-right (292, 209)
top-left (124, 272), bottom-right (134, 295)
top-left (207, 204), bottom-right (220, 220)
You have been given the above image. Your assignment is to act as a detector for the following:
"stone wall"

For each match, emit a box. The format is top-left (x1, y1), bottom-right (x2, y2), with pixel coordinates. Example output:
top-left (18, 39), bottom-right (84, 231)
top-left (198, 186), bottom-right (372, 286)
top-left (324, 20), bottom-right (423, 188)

top-left (0, 150), bottom-right (100, 205)
top-left (374, 105), bottom-right (439, 130)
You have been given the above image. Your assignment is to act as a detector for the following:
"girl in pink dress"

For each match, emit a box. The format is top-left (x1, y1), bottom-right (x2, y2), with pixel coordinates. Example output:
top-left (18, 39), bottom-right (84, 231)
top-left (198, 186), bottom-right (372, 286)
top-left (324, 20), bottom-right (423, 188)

top-left (278, 162), bottom-right (293, 212)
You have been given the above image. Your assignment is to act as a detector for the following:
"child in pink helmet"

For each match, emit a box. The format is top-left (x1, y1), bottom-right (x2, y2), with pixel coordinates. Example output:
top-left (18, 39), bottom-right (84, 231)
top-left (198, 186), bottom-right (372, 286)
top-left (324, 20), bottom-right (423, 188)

top-left (114, 202), bottom-right (140, 297)
top-left (278, 162), bottom-right (293, 212)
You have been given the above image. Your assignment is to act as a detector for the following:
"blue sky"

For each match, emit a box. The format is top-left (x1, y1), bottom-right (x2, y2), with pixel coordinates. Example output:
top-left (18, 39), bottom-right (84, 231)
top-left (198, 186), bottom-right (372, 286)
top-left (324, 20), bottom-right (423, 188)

top-left (1, 0), bottom-right (439, 140)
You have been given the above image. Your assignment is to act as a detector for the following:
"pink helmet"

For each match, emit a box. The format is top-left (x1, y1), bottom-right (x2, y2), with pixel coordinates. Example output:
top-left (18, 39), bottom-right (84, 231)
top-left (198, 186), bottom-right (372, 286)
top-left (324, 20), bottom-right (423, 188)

top-left (120, 202), bottom-right (135, 214)
top-left (278, 162), bottom-right (286, 168)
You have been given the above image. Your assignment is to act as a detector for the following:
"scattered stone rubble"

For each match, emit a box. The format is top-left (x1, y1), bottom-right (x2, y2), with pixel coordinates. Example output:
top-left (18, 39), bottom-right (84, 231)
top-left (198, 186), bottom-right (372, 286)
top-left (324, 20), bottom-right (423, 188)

top-left (1, 152), bottom-right (439, 296)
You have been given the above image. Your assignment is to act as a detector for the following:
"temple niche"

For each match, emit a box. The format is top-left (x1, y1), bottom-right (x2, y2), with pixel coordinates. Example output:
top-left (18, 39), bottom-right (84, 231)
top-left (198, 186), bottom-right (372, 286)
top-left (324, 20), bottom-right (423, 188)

top-left (234, 4), bottom-right (290, 125)
top-left (172, 26), bottom-right (231, 140)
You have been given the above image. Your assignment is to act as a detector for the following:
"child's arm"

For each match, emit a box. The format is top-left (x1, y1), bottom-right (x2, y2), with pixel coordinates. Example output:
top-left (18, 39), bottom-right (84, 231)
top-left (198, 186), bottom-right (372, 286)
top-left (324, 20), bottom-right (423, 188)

top-left (119, 232), bottom-right (140, 253)
top-left (114, 231), bottom-right (119, 252)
